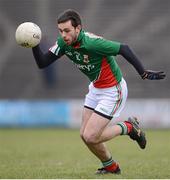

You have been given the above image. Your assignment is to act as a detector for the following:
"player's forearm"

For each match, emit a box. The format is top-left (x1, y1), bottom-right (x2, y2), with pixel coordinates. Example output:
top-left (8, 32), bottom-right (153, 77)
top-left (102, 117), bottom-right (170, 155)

top-left (118, 44), bottom-right (145, 75)
top-left (32, 45), bottom-right (59, 69)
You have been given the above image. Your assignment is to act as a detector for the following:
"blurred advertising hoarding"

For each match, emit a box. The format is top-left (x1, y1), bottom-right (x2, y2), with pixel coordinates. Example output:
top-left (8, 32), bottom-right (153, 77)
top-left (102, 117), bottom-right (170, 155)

top-left (0, 99), bottom-right (169, 128)
top-left (0, 100), bottom-right (69, 127)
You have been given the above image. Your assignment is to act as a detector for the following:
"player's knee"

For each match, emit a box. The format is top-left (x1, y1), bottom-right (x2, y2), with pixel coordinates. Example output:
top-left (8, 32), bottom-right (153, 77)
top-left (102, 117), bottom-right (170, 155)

top-left (82, 132), bottom-right (99, 144)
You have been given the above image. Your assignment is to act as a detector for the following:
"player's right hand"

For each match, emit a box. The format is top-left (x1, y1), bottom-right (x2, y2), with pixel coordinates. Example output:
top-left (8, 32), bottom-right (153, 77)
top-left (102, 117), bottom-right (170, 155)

top-left (141, 70), bottom-right (166, 80)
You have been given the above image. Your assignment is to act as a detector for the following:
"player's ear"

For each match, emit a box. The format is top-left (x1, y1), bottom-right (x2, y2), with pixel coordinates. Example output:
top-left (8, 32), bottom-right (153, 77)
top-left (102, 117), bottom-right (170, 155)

top-left (76, 25), bottom-right (81, 33)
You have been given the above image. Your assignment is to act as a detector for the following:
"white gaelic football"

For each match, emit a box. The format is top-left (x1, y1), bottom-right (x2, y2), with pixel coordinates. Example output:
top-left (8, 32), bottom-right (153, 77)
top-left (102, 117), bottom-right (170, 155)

top-left (15, 22), bottom-right (42, 48)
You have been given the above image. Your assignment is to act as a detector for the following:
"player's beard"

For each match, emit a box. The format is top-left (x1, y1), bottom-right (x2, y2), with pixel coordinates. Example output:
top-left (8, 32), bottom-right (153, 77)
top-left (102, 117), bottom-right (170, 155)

top-left (65, 33), bottom-right (78, 45)
top-left (71, 32), bottom-right (79, 44)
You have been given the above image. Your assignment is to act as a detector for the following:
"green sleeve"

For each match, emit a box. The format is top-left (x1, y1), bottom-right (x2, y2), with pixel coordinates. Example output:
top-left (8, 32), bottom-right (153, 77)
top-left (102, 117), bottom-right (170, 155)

top-left (88, 38), bottom-right (121, 56)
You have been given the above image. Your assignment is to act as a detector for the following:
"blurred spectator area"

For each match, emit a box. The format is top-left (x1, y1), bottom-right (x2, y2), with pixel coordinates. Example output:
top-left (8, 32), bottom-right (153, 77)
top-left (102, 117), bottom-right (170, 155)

top-left (0, 0), bottom-right (169, 99)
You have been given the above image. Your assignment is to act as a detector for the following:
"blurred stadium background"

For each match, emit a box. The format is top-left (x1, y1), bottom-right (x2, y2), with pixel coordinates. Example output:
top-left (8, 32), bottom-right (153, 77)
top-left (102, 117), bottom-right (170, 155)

top-left (0, 0), bottom-right (169, 128)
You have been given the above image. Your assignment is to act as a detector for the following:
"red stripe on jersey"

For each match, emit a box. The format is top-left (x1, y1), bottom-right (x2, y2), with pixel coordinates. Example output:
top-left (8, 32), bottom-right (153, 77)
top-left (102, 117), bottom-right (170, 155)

top-left (73, 42), bottom-right (81, 49)
top-left (93, 58), bottom-right (118, 88)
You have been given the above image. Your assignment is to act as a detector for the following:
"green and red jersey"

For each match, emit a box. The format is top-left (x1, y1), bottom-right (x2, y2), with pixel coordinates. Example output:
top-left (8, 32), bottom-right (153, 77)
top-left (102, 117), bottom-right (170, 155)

top-left (50, 29), bottom-right (122, 88)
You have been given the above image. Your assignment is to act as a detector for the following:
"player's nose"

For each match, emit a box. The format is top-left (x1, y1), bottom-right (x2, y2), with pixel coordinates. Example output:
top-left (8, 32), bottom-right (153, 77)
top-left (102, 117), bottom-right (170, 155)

top-left (61, 31), bottom-right (66, 38)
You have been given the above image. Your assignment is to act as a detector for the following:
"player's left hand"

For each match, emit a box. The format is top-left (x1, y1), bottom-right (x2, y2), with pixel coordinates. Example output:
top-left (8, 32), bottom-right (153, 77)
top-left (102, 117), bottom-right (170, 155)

top-left (141, 70), bottom-right (166, 80)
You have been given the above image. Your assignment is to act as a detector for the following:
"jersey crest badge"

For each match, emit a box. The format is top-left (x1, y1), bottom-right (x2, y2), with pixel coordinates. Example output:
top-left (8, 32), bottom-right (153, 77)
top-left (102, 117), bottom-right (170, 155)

top-left (83, 55), bottom-right (89, 64)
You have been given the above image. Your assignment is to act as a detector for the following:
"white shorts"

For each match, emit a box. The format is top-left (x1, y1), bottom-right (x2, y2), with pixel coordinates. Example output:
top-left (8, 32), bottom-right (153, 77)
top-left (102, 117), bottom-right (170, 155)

top-left (84, 78), bottom-right (128, 120)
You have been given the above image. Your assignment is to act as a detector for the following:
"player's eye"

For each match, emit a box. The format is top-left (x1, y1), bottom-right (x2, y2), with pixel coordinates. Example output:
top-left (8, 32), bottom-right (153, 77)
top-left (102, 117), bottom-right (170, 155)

top-left (59, 29), bottom-right (63, 33)
top-left (64, 30), bottom-right (70, 33)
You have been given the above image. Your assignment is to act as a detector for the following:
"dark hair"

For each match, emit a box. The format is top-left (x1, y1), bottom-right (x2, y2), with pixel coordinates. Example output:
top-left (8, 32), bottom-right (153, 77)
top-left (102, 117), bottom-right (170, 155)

top-left (57, 9), bottom-right (82, 28)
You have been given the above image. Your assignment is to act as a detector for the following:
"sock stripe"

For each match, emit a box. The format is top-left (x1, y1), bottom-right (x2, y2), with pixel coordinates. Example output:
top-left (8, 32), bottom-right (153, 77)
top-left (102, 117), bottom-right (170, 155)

top-left (122, 123), bottom-right (128, 134)
top-left (103, 160), bottom-right (113, 167)
top-left (102, 157), bottom-right (114, 167)
top-left (117, 123), bottom-right (124, 135)
top-left (117, 122), bottom-right (128, 135)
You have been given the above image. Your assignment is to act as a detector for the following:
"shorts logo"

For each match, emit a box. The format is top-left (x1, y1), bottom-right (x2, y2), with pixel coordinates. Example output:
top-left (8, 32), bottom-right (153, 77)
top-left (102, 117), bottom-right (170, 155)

top-left (99, 107), bottom-right (108, 114)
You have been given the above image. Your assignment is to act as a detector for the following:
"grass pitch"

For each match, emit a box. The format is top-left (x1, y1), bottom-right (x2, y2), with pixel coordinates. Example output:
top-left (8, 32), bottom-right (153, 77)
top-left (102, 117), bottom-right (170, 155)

top-left (0, 128), bottom-right (170, 179)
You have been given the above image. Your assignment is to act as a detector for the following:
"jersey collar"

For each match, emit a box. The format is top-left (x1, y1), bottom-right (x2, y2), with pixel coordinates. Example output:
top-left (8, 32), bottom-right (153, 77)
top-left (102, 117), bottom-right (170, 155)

top-left (76, 29), bottom-right (84, 42)
top-left (72, 29), bottom-right (84, 48)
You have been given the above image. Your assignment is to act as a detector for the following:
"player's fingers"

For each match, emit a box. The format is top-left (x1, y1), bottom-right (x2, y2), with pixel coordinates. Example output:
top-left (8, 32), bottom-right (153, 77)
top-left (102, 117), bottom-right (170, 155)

top-left (158, 72), bottom-right (166, 77)
top-left (160, 74), bottom-right (166, 78)
top-left (157, 71), bottom-right (165, 74)
top-left (156, 74), bottom-right (166, 79)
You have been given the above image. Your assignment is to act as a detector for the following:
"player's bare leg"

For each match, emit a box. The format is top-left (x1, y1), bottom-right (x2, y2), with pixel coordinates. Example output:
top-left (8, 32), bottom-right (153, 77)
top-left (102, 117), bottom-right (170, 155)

top-left (80, 107), bottom-right (112, 161)
top-left (89, 115), bottom-right (146, 149)
top-left (80, 107), bottom-right (121, 174)
top-left (82, 112), bottom-right (122, 144)
top-left (80, 107), bottom-right (146, 174)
